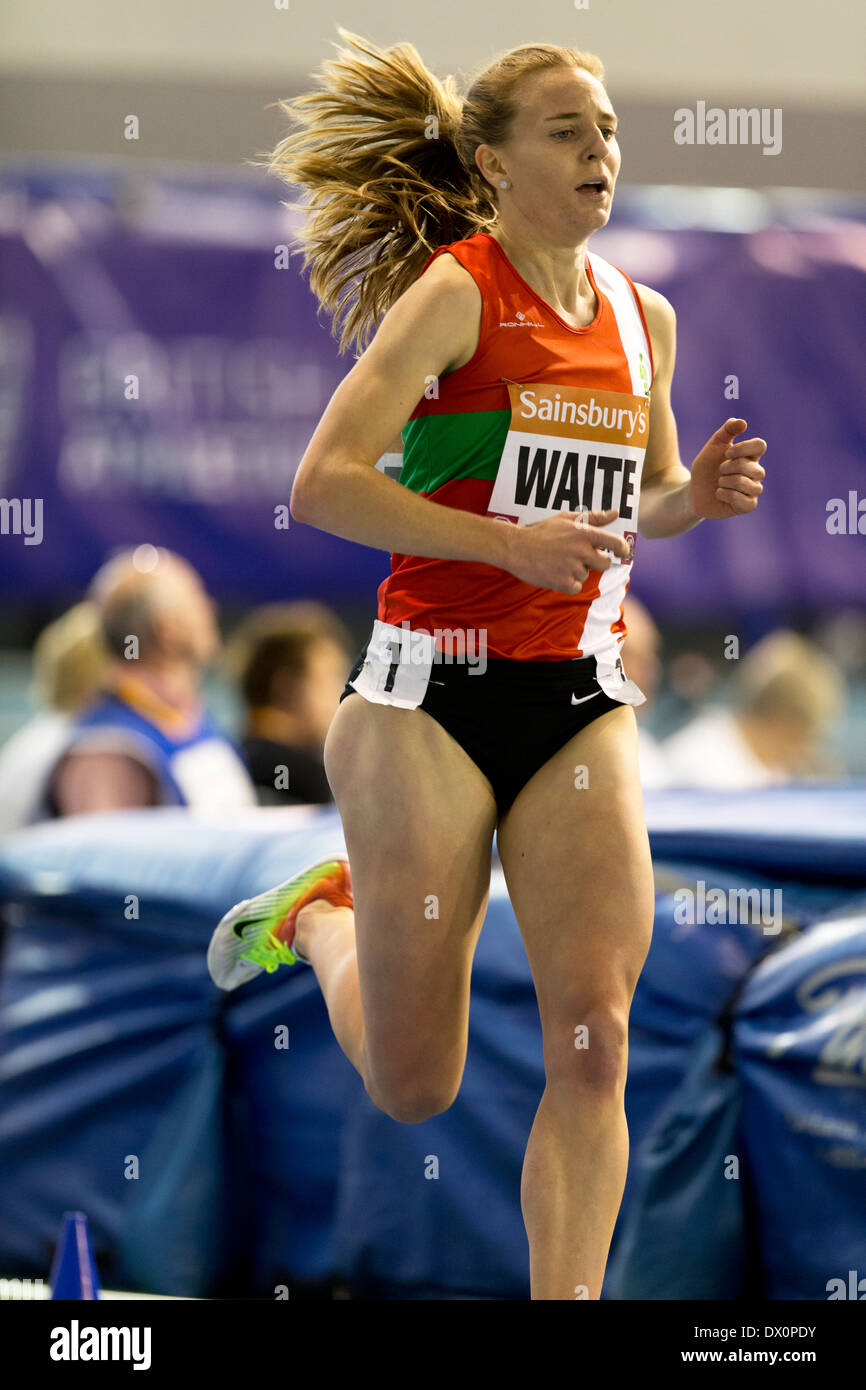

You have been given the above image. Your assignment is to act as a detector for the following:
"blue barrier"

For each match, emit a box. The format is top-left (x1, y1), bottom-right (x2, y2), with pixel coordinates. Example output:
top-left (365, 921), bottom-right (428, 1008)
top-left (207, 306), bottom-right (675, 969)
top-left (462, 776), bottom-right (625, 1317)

top-left (733, 909), bottom-right (866, 1299)
top-left (605, 1023), bottom-right (751, 1300)
top-left (0, 792), bottom-right (864, 1298)
top-left (0, 807), bottom-right (363, 1297)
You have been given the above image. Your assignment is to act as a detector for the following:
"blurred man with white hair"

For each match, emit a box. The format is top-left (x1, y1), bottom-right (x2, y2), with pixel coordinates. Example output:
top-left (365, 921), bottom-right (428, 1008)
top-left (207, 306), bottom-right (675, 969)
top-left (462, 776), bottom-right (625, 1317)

top-left (43, 545), bottom-right (256, 816)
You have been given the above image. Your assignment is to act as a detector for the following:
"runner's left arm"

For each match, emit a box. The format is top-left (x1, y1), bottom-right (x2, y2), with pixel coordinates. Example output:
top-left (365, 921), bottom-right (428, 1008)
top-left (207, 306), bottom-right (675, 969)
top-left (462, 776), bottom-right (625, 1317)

top-left (635, 284), bottom-right (767, 535)
top-left (632, 286), bottom-right (702, 540)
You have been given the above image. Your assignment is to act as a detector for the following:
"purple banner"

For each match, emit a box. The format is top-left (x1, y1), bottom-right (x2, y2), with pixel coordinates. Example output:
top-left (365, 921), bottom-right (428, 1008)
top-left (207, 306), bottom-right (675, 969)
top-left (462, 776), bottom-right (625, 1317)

top-left (1, 168), bottom-right (864, 618)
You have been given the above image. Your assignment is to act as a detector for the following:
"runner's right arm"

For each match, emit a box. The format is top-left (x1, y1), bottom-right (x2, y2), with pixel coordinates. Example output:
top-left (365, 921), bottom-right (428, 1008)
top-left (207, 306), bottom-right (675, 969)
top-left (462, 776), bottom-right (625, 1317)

top-left (290, 253), bottom-right (629, 594)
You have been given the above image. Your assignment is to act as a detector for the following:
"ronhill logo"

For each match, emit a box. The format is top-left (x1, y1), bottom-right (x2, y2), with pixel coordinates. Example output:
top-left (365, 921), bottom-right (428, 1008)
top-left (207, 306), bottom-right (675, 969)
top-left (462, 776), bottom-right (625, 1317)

top-left (500, 309), bottom-right (545, 328)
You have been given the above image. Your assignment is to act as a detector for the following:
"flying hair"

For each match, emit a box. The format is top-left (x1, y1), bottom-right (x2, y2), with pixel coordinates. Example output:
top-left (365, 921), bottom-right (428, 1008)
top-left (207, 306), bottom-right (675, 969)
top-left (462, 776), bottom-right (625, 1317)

top-left (255, 28), bottom-right (606, 355)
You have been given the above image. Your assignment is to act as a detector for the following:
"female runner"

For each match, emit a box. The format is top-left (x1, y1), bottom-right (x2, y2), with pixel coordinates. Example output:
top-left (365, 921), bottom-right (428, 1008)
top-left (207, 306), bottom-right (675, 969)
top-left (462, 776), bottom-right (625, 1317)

top-left (208, 29), bottom-right (768, 1300)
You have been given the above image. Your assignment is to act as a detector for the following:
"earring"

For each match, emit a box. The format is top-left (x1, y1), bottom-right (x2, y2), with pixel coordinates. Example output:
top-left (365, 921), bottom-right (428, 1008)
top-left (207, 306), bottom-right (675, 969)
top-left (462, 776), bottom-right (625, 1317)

top-left (499, 179), bottom-right (509, 189)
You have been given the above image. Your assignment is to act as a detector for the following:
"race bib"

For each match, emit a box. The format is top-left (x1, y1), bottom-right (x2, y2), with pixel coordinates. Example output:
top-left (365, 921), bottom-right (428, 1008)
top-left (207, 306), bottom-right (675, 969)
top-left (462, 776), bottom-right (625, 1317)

top-left (487, 381), bottom-right (650, 564)
top-left (594, 647), bottom-right (646, 707)
top-left (349, 619), bottom-right (435, 710)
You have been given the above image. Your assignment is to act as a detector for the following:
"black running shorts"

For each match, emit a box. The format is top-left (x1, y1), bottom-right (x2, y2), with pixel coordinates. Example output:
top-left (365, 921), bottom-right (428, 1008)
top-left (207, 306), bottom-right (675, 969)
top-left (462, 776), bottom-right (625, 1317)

top-left (339, 627), bottom-right (632, 819)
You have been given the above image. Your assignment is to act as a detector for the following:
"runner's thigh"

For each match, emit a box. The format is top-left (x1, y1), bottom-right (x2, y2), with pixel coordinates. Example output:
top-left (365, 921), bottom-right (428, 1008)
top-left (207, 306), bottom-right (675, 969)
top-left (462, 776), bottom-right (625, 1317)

top-left (324, 693), bottom-right (498, 1107)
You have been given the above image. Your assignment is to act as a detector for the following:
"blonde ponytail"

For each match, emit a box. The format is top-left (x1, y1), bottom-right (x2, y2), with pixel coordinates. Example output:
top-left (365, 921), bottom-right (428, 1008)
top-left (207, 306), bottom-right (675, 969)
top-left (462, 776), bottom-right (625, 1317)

top-left (259, 28), bottom-right (605, 355)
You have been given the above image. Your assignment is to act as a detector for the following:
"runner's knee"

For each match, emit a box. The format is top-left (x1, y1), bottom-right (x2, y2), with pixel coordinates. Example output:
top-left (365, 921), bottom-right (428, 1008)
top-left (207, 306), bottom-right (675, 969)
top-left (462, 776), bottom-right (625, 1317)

top-left (542, 1000), bottom-right (630, 1095)
top-left (365, 1071), bottom-right (460, 1124)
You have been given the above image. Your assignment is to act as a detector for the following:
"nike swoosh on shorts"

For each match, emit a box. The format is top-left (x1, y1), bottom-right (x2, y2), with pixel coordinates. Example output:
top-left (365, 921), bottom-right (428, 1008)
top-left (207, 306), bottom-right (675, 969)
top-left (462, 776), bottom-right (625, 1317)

top-left (571, 689), bottom-right (602, 705)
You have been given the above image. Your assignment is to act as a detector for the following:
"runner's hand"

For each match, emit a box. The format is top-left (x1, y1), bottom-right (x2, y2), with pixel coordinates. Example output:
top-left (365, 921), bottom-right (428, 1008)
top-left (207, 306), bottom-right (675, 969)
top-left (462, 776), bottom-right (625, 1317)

top-left (498, 508), bottom-right (630, 593)
top-left (688, 418), bottom-right (767, 520)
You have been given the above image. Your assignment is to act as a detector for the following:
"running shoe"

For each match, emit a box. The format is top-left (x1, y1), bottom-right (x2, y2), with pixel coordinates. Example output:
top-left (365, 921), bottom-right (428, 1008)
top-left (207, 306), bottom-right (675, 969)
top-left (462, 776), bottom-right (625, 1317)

top-left (207, 857), bottom-right (352, 991)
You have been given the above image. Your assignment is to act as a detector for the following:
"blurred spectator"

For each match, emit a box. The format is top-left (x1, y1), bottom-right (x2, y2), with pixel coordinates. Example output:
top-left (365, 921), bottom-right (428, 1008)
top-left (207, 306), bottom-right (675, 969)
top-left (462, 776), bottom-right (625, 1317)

top-left (225, 602), bottom-right (352, 805)
top-left (816, 610), bottom-right (866, 681)
top-left (0, 602), bottom-right (109, 833)
top-left (666, 649), bottom-right (722, 705)
top-left (620, 594), bottom-right (669, 787)
top-left (45, 545), bottom-right (256, 816)
top-left (661, 630), bottom-right (847, 787)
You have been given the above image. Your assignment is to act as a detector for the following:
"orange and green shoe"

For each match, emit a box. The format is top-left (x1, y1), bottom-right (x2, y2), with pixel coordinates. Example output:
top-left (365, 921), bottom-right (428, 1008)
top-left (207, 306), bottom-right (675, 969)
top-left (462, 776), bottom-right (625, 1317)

top-left (207, 857), bottom-right (353, 991)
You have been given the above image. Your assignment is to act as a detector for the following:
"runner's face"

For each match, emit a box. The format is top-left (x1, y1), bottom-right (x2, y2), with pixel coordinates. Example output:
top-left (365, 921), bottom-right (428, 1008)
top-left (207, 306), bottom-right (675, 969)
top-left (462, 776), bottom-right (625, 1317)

top-left (496, 69), bottom-right (621, 242)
